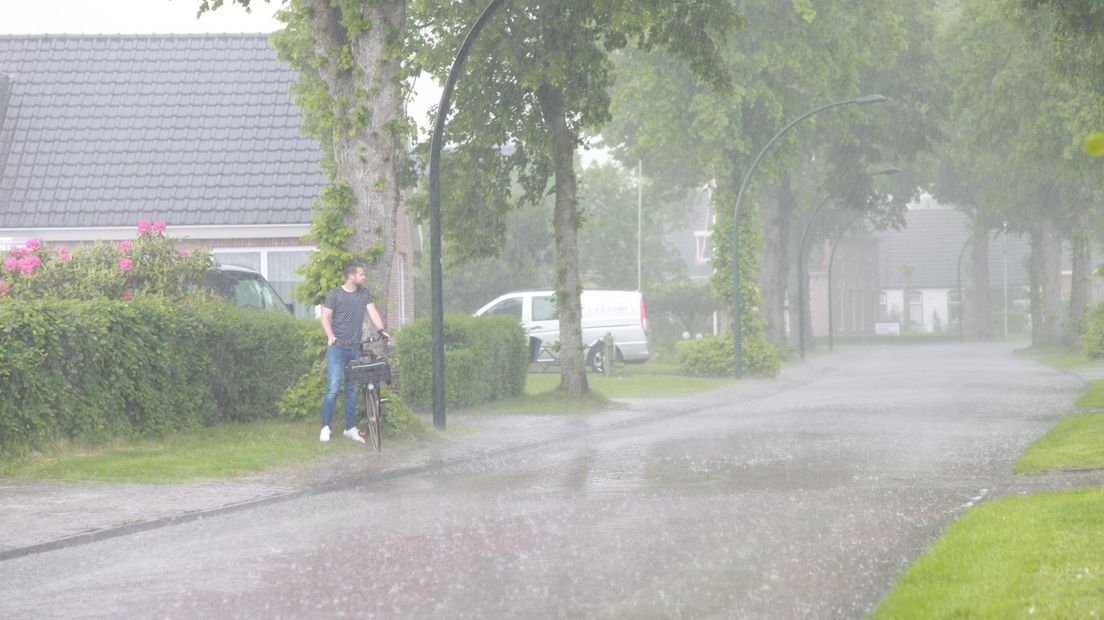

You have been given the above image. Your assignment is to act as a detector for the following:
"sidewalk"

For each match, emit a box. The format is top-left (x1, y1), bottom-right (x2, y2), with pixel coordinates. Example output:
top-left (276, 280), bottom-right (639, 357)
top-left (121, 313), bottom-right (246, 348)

top-left (0, 405), bottom-right (658, 558)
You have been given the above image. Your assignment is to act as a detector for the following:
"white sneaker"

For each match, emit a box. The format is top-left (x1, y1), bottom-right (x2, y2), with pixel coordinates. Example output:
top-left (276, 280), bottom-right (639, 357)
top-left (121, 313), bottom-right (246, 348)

top-left (319, 426), bottom-right (331, 442)
top-left (344, 427), bottom-right (366, 444)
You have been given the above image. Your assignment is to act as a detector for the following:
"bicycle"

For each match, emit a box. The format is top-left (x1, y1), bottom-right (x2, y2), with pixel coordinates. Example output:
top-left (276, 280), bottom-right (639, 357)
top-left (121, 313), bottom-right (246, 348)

top-left (344, 333), bottom-right (391, 452)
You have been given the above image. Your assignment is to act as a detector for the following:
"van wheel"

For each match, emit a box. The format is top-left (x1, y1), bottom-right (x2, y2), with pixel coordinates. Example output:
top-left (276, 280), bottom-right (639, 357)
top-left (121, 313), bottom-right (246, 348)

top-left (588, 346), bottom-right (619, 373)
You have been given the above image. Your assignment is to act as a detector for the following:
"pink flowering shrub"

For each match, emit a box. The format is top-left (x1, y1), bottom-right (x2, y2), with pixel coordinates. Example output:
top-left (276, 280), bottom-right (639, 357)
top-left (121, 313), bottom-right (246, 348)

top-left (0, 221), bottom-right (213, 301)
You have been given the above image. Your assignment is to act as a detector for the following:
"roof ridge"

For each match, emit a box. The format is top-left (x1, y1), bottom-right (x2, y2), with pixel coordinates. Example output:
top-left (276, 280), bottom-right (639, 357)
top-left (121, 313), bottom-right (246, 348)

top-left (0, 33), bottom-right (272, 40)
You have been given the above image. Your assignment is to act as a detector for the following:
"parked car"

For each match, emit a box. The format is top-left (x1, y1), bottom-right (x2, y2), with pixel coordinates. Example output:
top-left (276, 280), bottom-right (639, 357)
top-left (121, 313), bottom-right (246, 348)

top-left (202, 264), bottom-right (293, 315)
top-left (474, 289), bottom-right (650, 372)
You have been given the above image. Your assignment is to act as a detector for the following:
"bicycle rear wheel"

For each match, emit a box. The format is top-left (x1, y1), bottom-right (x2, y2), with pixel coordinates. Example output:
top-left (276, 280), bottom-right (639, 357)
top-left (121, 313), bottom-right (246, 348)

top-left (364, 385), bottom-right (382, 452)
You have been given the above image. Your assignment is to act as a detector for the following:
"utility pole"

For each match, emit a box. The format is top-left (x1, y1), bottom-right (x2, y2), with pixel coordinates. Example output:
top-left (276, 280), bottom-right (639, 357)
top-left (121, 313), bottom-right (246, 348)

top-left (637, 160), bottom-right (642, 292)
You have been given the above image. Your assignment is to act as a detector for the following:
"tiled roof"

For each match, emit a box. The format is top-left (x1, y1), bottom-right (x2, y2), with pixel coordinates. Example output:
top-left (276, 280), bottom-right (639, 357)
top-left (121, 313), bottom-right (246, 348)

top-left (877, 209), bottom-right (1032, 289)
top-left (0, 34), bottom-right (327, 229)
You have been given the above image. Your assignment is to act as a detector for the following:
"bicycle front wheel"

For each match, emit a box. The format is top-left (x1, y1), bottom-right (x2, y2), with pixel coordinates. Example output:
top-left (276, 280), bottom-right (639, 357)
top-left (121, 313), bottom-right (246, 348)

top-left (365, 386), bottom-right (382, 452)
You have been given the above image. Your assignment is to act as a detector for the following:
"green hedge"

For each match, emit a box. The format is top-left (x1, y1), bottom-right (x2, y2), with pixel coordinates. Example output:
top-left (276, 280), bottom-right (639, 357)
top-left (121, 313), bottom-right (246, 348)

top-left (675, 334), bottom-right (781, 377)
top-left (1083, 303), bottom-right (1104, 358)
top-left (0, 297), bottom-right (308, 456)
top-left (395, 314), bottom-right (528, 409)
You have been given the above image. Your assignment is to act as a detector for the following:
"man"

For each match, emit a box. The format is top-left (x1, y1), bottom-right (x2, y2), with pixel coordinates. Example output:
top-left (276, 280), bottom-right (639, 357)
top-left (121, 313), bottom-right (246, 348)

top-left (320, 261), bottom-right (389, 443)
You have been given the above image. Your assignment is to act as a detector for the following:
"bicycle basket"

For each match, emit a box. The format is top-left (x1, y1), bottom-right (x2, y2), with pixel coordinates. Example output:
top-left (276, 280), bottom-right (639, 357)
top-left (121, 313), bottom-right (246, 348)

top-left (345, 356), bottom-right (391, 386)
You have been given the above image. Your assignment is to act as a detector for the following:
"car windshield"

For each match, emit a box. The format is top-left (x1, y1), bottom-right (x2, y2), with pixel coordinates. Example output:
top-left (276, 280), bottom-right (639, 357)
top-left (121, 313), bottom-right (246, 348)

top-left (203, 270), bottom-right (290, 313)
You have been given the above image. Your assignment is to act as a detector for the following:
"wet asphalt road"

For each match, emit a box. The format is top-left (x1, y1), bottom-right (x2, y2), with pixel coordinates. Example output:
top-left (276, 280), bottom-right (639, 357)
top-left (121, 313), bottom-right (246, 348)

top-left (0, 342), bottom-right (1082, 618)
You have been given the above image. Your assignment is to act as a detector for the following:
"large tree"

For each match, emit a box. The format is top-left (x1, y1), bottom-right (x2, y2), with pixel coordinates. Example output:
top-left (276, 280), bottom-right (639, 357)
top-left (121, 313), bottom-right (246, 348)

top-left (200, 0), bottom-right (411, 311)
top-left (410, 0), bottom-right (738, 394)
top-left (604, 0), bottom-right (930, 350)
top-left (938, 0), bottom-right (1103, 347)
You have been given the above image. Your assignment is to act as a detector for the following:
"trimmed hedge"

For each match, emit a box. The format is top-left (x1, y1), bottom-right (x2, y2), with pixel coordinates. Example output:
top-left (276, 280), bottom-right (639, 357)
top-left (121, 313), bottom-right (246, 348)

top-left (0, 297), bottom-right (308, 456)
top-left (676, 334), bottom-right (781, 377)
top-left (395, 314), bottom-right (528, 409)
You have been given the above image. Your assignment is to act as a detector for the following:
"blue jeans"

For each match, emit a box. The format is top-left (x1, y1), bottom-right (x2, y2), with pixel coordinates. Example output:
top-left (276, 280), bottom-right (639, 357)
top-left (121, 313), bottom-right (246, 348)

top-left (322, 345), bottom-right (360, 431)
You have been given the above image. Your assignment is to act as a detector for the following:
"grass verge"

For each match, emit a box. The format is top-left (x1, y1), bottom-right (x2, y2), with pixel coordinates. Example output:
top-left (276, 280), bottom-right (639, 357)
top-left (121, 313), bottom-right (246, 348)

top-left (525, 370), bottom-right (734, 399)
top-left (0, 419), bottom-right (364, 484)
top-left (1012, 380), bottom-right (1104, 474)
top-left (872, 489), bottom-right (1104, 619)
top-left (1019, 345), bottom-right (1098, 371)
top-left (1014, 412), bottom-right (1104, 473)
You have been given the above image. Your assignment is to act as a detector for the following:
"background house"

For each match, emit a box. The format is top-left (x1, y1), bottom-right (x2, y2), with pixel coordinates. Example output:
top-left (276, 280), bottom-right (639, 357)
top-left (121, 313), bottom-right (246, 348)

top-left (806, 207), bottom-right (1037, 337)
top-left (0, 34), bottom-right (415, 326)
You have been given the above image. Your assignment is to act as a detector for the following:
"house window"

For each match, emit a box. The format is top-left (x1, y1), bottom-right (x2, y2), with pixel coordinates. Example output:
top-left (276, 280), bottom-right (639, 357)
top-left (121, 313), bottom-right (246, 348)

top-left (948, 289), bottom-right (962, 324)
top-left (850, 289), bottom-right (858, 332)
top-left (694, 230), bottom-right (711, 264)
top-left (910, 291), bottom-right (924, 329)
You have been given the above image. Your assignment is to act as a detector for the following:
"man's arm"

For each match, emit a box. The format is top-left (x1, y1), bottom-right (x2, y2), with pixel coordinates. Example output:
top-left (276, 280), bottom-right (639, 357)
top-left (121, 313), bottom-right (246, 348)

top-left (321, 306), bottom-right (337, 346)
top-left (367, 303), bottom-right (389, 338)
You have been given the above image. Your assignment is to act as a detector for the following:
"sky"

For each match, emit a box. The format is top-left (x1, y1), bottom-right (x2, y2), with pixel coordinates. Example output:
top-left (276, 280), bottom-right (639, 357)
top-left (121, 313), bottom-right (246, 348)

top-left (0, 0), bottom-right (282, 35)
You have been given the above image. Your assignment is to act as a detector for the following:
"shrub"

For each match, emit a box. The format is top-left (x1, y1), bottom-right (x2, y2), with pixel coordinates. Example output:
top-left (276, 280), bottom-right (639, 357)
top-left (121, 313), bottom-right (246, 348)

top-left (395, 314), bottom-right (528, 409)
top-left (1082, 303), bottom-right (1104, 358)
top-left (0, 221), bottom-right (213, 302)
top-left (676, 332), bottom-right (780, 378)
top-left (0, 297), bottom-right (308, 456)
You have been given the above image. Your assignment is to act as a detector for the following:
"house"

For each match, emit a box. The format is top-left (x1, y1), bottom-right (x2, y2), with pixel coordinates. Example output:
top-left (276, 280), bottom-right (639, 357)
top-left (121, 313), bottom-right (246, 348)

top-left (807, 207), bottom-right (1035, 337)
top-left (0, 34), bottom-right (415, 326)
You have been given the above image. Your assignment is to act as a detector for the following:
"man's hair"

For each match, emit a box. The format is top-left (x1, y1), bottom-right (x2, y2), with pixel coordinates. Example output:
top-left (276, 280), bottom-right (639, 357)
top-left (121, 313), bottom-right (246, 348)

top-left (343, 261), bottom-right (366, 278)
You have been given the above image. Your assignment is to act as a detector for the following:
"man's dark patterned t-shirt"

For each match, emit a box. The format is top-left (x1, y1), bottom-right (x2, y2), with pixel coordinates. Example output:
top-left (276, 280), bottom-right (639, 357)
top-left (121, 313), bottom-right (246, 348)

top-left (324, 286), bottom-right (372, 347)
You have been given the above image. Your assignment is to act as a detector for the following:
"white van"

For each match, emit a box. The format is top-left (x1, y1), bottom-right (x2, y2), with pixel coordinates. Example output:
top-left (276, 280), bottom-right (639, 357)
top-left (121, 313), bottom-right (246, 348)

top-left (474, 290), bottom-right (650, 372)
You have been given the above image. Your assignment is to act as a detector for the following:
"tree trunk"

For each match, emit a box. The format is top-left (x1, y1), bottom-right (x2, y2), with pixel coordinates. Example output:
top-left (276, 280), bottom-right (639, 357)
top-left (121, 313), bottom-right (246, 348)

top-left (1031, 217), bottom-right (1064, 347)
top-left (1067, 208), bottom-right (1092, 347)
top-left (537, 83), bottom-right (588, 395)
top-left (307, 0), bottom-right (405, 321)
top-left (969, 223), bottom-right (992, 338)
top-left (757, 177), bottom-right (795, 348)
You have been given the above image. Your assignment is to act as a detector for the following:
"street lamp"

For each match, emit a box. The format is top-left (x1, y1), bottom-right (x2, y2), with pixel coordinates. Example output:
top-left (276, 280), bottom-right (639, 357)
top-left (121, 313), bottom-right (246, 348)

top-left (956, 231), bottom-right (973, 343)
top-left (428, 0), bottom-right (508, 430)
top-left (798, 167), bottom-right (899, 359)
top-left (826, 217), bottom-right (861, 352)
top-left (731, 94), bottom-right (887, 377)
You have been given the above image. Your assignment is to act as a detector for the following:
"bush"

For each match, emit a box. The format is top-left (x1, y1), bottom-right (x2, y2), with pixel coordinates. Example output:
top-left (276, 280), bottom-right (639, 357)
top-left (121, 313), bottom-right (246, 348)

top-left (395, 314), bottom-right (528, 409)
top-left (275, 319), bottom-right (425, 438)
top-left (675, 332), bottom-right (780, 378)
top-left (0, 297), bottom-right (309, 456)
top-left (1082, 303), bottom-right (1104, 358)
top-left (1, 221), bottom-right (213, 302)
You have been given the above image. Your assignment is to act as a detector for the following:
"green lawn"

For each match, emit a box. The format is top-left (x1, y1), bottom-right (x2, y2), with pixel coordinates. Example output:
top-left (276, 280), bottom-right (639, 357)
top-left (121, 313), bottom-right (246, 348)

top-left (1021, 346), bottom-right (1099, 371)
top-left (1014, 412), bottom-right (1104, 473)
top-left (872, 489), bottom-right (1104, 619)
top-left (0, 419), bottom-right (364, 484)
top-left (525, 369), bottom-right (734, 398)
top-left (1011, 380), bottom-right (1104, 474)
top-left (1075, 380), bottom-right (1104, 411)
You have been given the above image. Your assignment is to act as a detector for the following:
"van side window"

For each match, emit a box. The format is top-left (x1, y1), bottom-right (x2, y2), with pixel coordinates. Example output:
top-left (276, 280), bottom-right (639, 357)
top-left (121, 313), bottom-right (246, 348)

top-left (532, 295), bottom-right (557, 321)
top-left (484, 297), bottom-right (522, 320)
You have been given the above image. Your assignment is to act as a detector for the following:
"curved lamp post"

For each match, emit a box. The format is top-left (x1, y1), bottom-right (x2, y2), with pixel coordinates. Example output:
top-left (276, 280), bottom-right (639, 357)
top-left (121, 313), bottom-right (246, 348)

top-left (955, 230), bottom-right (977, 343)
top-left (798, 167), bottom-right (899, 359)
top-left (797, 195), bottom-right (831, 360)
top-left (826, 217), bottom-right (862, 352)
top-left (731, 94), bottom-right (887, 377)
top-left (428, 0), bottom-right (508, 429)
